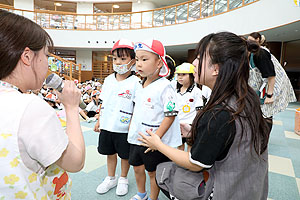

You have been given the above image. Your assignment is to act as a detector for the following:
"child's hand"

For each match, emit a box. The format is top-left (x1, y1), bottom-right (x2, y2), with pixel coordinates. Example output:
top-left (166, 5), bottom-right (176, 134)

top-left (138, 129), bottom-right (162, 153)
top-left (93, 120), bottom-right (100, 132)
top-left (180, 123), bottom-right (191, 138)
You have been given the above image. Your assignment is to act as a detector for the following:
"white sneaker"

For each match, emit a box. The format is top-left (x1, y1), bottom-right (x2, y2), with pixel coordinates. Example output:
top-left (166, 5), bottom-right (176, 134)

top-left (96, 176), bottom-right (118, 194)
top-left (116, 177), bottom-right (128, 196)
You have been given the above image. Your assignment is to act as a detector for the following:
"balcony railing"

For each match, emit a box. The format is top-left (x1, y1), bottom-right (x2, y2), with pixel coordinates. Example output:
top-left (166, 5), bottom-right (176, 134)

top-left (0, 0), bottom-right (258, 31)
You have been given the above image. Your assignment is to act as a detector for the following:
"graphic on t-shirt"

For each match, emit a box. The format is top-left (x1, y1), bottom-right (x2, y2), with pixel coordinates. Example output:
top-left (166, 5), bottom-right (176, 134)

top-left (118, 90), bottom-right (132, 99)
top-left (166, 101), bottom-right (175, 112)
top-left (120, 116), bottom-right (130, 124)
top-left (182, 105), bottom-right (191, 113)
top-left (144, 98), bottom-right (154, 109)
top-left (53, 172), bottom-right (69, 199)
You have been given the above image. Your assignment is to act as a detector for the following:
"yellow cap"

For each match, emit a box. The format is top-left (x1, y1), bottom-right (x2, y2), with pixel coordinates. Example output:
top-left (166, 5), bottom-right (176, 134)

top-left (175, 63), bottom-right (195, 74)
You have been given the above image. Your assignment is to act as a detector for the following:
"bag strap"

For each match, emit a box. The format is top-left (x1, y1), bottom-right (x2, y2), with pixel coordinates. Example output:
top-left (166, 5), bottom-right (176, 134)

top-left (249, 53), bottom-right (256, 69)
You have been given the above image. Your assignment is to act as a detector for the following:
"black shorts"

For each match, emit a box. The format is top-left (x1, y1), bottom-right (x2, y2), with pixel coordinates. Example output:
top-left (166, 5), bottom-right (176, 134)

top-left (87, 111), bottom-right (97, 118)
top-left (98, 129), bottom-right (130, 159)
top-left (128, 144), bottom-right (170, 172)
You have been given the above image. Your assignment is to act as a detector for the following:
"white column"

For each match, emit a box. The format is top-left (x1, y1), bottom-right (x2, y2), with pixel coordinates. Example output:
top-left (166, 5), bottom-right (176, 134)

top-left (131, 1), bottom-right (156, 28)
top-left (14, 0), bottom-right (34, 19)
top-left (76, 50), bottom-right (92, 71)
top-left (132, 1), bottom-right (156, 12)
top-left (77, 2), bottom-right (93, 27)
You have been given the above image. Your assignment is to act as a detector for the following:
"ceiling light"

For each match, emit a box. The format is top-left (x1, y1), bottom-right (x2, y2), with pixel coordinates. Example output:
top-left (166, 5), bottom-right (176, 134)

top-left (112, 4), bottom-right (120, 9)
top-left (137, 0), bottom-right (141, 3)
top-left (54, 3), bottom-right (62, 7)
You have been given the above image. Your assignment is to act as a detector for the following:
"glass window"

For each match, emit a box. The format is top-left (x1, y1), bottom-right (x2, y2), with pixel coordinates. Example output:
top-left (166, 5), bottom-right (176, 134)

top-left (189, 0), bottom-right (200, 21)
top-left (176, 4), bottom-right (188, 23)
top-left (214, 0), bottom-right (228, 14)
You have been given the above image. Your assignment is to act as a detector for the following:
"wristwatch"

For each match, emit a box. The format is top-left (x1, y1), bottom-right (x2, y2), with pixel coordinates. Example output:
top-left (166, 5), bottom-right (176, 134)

top-left (266, 93), bottom-right (273, 98)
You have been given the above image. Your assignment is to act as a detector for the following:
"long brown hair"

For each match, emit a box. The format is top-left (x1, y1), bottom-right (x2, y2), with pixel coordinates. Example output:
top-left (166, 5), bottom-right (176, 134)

top-left (0, 10), bottom-right (53, 80)
top-left (189, 32), bottom-right (270, 155)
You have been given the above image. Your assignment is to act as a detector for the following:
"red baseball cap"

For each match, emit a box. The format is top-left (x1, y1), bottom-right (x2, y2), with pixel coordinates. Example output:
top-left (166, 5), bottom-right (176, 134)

top-left (134, 39), bottom-right (169, 77)
top-left (111, 39), bottom-right (134, 53)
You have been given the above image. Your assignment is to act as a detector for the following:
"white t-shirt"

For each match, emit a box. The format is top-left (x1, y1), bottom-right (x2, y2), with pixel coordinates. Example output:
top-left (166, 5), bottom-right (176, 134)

top-left (128, 78), bottom-right (182, 147)
top-left (86, 99), bottom-right (100, 112)
top-left (176, 84), bottom-right (203, 124)
top-left (202, 85), bottom-right (212, 104)
top-left (0, 87), bottom-right (69, 174)
top-left (99, 73), bottom-right (140, 133)
top-left (18, 96), bottom-right (68, 173)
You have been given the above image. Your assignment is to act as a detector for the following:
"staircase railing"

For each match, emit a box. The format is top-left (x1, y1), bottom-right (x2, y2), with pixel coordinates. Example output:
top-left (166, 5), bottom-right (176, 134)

top-left (48, 53), bottom-right (81, 83)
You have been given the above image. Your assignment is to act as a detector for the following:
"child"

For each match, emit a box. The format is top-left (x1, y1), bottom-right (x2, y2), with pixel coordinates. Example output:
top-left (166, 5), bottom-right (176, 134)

top-left (85, 90), bottom-right (100, 118)
top-left (128, 39), bottom-right (182, 200)
top-left (83, 85), bottom-right (92, 104)
top-left (175, 63), bottom-right (203, 151)
top-left (94, 39), bottom-right (140, 196)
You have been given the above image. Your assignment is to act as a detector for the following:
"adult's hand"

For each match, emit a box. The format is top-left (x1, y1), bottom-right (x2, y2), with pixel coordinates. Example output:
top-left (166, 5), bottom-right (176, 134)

top-left (264, 96), bottom-right (274, 104)
top-left (138, 129), bottom-right (162, 153)
top-left (57, 80), bottom-right (81, 110)
top-left (180, 123), bottom-right (191, 138)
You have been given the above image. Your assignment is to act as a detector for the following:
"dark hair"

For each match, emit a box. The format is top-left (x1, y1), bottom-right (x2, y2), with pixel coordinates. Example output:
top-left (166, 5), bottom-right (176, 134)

top-left (176, 73), bottom-right (195, 89)
top-left (249, 32), bottom-right (267, 47)
top-left (112, 48), bottom-right (135, 59)
top-left (0, 10), bottom-right (53, 80)
top-left (165, 55), bottom-right (176, 81)
top-left (189, 32), bottom-right (270, 156)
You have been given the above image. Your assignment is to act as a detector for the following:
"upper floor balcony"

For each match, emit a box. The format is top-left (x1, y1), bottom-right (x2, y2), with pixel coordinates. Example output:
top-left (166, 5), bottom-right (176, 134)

top-left (0, 0), bottom-right (257, 31)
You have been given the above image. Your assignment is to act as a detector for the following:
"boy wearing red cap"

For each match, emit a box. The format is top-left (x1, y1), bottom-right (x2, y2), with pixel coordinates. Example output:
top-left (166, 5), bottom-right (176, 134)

top-left (128, 39), bottom-right (182, 200)
top-left (94, 39), bottom-right (140, 196)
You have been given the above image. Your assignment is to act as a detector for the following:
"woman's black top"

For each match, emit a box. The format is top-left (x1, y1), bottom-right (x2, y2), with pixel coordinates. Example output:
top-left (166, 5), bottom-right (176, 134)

top-left (253, 48), bottom-right (275, 78)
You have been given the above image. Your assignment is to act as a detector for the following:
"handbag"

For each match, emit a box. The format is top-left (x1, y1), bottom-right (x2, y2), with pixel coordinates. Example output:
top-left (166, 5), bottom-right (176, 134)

top-left (249, 53), bottom-right (267, 104)
top-left (156, 162), bottom-right (214, 200)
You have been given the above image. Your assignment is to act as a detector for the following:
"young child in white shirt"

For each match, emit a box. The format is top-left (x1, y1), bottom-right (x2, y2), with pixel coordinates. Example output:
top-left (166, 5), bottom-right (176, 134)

top-left (175, 63), bottom-right (203, 151)
top-left (94, 39), bottom-right (140, 196)
top-left (85, 90), bottom-right (100, 118)
top-left (128, 39), bottom-right (182, 200)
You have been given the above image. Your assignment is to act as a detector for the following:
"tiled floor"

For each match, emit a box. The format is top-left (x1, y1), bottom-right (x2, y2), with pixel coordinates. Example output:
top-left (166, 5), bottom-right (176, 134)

top-left (69, 103), bottom-right (300, 200)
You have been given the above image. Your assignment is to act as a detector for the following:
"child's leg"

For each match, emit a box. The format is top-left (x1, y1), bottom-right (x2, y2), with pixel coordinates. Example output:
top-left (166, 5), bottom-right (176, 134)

top-left (148, 171), bottom-right (159, 200)
top-left (120, 158), bottom-right (130, 178)
top-left (107, 154), bottom-right (117, 177)
top-left (133, 165), bottom-right (146, 193)
top-left (79, 109), bottom-right (89, 120)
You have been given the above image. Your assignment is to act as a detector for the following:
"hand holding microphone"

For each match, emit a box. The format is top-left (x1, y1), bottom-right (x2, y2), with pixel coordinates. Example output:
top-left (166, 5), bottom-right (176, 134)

top-left (45, 74), bottom-right (81, 110)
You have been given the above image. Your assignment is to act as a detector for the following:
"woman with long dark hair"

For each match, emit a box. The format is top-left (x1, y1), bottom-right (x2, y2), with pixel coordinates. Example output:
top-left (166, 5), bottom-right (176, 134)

top-left (0, 10), bottom-right (85, 199)
top-left (139, 32), bottom-right (271, 200)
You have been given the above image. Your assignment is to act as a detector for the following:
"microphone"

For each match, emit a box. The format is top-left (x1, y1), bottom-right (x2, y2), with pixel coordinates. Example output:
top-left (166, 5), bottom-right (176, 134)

top-left (45, 73), bottom-right (64, 92)
top-left (45, 73), bottom-right (87, 109)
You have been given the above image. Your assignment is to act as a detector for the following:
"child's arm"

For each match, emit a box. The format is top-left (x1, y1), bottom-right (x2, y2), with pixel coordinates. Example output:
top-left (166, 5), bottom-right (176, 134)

top-left (144, 116), bottom-right (175, 153)
top-left (155, 116), bottom-right (175, 138)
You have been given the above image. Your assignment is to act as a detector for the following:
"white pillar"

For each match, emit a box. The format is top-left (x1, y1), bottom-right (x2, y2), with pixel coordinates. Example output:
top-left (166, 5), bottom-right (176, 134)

top-left (77, 2), bottom-right (93, 26)
top-left (132, 1), bottom-right (156, 12)
top-left (14, 0), bottom-right (34, 20)
top-left (76, 50), bottom-right (92, 71)
top-left (131, 1), bottom-right (156, 28)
